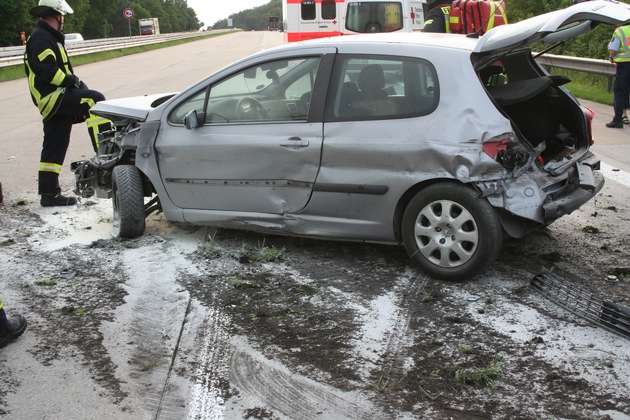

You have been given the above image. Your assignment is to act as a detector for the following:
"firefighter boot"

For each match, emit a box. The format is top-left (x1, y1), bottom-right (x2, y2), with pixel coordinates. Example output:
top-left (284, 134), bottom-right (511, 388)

top-left (0, 308), bottom-right (27, 348)
top-left (41, 194), bottom-right (78, 207)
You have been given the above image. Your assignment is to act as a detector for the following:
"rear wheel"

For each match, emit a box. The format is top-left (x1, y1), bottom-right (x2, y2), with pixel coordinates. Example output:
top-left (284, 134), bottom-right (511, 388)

top-left (111, 165), bottom-right (145, 239)
top-left (402, 182), bottom-right (503, 281)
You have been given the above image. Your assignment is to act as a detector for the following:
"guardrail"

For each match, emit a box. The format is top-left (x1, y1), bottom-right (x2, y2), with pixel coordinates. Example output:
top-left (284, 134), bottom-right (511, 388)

top-left (0, 30), bottom-right (231, 68)
top-left (535, 52), bottom-right (616, 91)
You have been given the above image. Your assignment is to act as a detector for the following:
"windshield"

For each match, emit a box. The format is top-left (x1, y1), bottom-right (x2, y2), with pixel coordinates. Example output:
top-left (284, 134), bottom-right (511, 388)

top-left (345, 1), bottom-right (404, 33)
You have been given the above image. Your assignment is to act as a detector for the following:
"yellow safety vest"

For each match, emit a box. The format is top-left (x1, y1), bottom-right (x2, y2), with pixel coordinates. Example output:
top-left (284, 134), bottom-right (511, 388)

top-left (613, 26), bottom-right (630, 63)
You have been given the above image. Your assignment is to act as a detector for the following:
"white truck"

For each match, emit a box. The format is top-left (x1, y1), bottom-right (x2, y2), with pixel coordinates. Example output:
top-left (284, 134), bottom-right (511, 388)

top-left (139, 18), bottom-right (160, 35)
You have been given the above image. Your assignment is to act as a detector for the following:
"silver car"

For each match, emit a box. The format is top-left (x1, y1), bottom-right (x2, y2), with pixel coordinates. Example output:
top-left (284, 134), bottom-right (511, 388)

top-left (72, 1), bottom-right (630, 281)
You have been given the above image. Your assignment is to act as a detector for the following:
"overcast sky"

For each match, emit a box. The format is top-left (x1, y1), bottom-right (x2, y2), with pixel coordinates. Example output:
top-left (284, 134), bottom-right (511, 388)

top-left (187, 0), bottom-right (270, 27)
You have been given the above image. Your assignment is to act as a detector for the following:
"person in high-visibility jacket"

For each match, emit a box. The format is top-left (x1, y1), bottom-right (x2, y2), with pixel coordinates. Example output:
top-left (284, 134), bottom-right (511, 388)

top-left (422, 0), bottom-right (452, 33)
top-left (606, 24), bottom-right (630, 129)
top-left (24, 0), bottom-right (111, 207)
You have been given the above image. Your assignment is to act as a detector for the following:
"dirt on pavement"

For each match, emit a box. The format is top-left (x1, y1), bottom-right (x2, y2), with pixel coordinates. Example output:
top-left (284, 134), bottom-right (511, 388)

top-left (0, 180), bottom-right (629, 419)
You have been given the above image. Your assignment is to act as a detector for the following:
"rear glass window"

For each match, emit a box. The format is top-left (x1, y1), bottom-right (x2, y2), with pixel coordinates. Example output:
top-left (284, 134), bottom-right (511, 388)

top-left (345, 1), bottom-right (404, 33)
top-left (327, 55), bottom-right (438, 121)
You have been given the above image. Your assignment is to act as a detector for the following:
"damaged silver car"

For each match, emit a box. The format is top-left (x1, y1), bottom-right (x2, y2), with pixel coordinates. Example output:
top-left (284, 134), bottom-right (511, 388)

top-left (72, 1), bottom-right (630, 281)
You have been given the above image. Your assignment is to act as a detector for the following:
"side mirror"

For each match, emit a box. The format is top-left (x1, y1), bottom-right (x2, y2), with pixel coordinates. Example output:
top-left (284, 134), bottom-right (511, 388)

top-left (184, 109), bottom-right (199, 130)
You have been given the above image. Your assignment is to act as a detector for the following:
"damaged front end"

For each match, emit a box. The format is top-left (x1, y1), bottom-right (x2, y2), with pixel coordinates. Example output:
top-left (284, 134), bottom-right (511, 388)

top-left (71, 121), bottom-right (141, 199)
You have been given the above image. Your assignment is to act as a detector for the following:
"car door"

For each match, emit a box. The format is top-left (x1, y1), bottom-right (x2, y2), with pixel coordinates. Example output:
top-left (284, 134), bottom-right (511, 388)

top-left (155, 50), bottom-right (335, 214)
top-left (474, 1), bottom-right (630, 55)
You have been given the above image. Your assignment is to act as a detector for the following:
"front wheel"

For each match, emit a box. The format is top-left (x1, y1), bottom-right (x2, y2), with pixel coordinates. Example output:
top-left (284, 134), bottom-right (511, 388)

top-left (111, 165), bottom-right (146, 239)
top-left (402, 182), bottom-right (503, 281)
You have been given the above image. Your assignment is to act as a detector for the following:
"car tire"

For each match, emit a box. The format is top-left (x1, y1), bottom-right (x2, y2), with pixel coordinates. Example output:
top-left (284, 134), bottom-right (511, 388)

top-left (111, 165), bottom-right (145, 239)
top-left (402, 182), bottom-right (503, 281)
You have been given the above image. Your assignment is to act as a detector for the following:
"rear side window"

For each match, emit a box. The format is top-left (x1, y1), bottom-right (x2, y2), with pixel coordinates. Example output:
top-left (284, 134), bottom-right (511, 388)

top-left (326, 55), bottom-right (438, 121)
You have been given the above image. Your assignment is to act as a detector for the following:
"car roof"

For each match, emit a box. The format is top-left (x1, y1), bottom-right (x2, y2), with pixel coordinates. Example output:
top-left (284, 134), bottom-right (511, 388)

top-left (298, 32), bottom-right (480, 52)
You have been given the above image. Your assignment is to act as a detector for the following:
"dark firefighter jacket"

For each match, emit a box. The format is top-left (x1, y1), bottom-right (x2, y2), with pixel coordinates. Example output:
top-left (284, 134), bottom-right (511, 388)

top-left (24, 21), bottom-right (80, 121)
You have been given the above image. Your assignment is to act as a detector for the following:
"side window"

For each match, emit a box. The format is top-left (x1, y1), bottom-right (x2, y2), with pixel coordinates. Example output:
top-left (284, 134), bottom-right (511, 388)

top-left (169, 57), bottom-right (321, 125)
top-left (322, 0), bottom-right (337, 20)
top-left (327, 55), bottom-right (438, 121)
top-left (167, 89), bottom-right (207, 125)
top-left (301, 0), bottom-right (316, 20)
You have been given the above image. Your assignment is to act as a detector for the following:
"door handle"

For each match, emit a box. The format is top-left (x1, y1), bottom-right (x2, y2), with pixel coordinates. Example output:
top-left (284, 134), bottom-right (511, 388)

top-left (280, 137), bottom-right (309, 148)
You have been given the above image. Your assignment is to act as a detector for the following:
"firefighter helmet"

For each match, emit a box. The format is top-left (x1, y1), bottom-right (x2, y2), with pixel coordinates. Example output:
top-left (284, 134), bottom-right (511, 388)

top-left (30, 0), bottom-right (74, 17)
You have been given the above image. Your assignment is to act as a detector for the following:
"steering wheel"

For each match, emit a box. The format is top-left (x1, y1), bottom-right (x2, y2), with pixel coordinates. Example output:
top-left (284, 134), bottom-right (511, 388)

top-left (365, 23), bottom-right (381, 33)
top-left (236, 97), bottom-right (268, 120)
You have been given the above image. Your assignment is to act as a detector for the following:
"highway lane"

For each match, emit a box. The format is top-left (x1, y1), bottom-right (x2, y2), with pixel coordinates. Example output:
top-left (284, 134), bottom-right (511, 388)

top-left (581, 98), bottom-right (630, 187)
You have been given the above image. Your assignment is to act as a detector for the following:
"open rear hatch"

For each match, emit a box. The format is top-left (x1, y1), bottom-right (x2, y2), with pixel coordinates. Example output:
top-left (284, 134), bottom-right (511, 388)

top-left (472, 1), bottom-right (630, 170)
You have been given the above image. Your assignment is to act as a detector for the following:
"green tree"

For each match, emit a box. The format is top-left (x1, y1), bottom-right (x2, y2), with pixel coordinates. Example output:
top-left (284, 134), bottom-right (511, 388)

top-left (0, 0), bottom-right (35, 46)
top-left (504, 0), bottom-right (572, 22)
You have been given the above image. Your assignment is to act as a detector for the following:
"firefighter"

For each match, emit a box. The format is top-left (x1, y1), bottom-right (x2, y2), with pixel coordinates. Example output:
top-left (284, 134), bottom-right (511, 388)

top-left (422, 0), bottom-right (452, 33)
top-left (25, 0), bottom-right (111, 207)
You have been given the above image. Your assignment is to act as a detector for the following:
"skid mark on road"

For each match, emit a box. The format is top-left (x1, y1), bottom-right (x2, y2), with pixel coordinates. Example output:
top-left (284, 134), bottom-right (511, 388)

top-left (349, 268), bottom-right (429, 381)
top-left (102, 234), bottom-right (205, 419)
top-left (186, 300), bottom-right (233, 420)
top-left (228, 337), bottom-right (387, 419)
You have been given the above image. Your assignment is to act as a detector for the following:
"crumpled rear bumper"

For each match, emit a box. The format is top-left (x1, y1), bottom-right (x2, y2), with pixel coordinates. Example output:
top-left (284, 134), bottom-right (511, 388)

top-left (542, 162), bottom-right (604, 222)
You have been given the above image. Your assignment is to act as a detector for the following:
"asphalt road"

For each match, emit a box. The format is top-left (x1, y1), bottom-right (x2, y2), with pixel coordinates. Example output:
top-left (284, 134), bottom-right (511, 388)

top-left (583, 98), bottom-right (630, 178)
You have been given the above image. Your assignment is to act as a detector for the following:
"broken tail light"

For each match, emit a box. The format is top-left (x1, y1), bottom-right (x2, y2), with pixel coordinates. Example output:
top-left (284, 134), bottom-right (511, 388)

top-left (482, 135), bottom-right (510, 159)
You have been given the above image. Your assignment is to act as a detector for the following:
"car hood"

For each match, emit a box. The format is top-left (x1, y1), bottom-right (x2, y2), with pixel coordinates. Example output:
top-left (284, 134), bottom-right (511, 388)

top-left (474, 0), bottom-right (630, 54)
top-left (90, 93), bottom-right (176, 122)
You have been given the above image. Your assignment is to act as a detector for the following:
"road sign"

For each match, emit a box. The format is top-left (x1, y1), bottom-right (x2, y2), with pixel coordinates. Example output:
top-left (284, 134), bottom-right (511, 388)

top-left (123, 8), bottom-right (134, 20)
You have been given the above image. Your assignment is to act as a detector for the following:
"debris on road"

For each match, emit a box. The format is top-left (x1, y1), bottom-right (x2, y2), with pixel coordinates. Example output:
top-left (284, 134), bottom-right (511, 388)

top-left (531, 267), bottom-right (630, 340)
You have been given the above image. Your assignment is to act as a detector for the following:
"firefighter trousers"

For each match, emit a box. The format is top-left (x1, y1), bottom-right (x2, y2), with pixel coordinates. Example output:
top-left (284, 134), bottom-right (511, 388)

top-left (39, 87), bottom-right (111, 195)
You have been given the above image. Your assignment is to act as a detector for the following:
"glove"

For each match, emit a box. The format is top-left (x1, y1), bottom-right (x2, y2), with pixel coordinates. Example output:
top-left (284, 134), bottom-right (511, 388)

top-left (73, 75), bottom-right (88, 89)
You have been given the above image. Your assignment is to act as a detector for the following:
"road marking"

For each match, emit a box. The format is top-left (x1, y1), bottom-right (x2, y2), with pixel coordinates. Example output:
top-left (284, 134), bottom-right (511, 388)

top-left (601, 162), bottom-right (630, 188)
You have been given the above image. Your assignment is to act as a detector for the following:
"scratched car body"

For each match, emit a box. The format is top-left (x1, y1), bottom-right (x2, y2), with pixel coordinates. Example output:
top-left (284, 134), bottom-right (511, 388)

top-left (72, 1), bottom-right (630, 280)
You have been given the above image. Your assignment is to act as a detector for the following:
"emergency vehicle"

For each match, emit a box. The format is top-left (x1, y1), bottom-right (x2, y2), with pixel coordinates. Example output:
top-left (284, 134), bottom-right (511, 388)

top-left (282, 0), bottom-right (427, 42)
top-left (342, 0), bottom-right (426, 34)
top-left (139, 18), bottom-right (160, 35)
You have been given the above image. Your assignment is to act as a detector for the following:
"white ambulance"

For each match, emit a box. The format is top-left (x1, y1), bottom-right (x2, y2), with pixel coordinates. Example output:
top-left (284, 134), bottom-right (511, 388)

top-left (283, 0), bottom-right (427, 42)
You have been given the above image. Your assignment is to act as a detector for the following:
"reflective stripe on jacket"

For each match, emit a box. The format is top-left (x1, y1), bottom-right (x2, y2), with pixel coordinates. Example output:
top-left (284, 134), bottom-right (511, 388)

top-left (440, 6), bottom-right (452, 33)
top-left (24, 21), bottom-right (76, 121)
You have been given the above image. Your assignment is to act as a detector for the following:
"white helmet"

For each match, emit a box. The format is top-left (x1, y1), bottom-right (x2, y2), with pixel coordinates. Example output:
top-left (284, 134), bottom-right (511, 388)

top-left (30, 0), bottom-right (74, 17)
